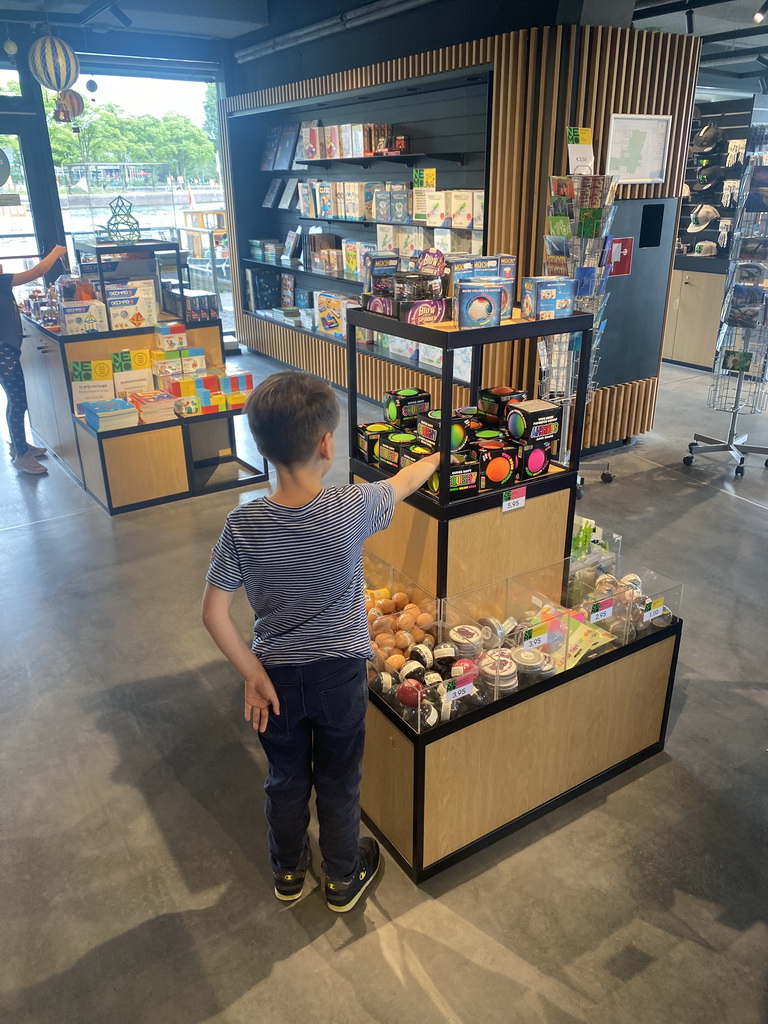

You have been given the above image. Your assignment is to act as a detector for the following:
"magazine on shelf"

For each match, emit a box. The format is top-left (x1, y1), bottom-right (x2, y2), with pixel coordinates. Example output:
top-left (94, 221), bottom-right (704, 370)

top-left (274, 123), bottom-right (301, 171)
top-left (262, 178), bottom-right (283, 208)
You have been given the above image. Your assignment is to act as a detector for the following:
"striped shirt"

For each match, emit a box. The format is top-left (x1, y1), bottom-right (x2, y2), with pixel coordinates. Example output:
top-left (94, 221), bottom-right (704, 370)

top-left (206, 481), bottom-right (396, 666)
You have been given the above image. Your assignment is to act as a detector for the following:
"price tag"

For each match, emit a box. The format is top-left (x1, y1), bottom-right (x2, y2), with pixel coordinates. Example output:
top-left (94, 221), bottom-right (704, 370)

top-left (502, 486), bottom-right (526, 512)
top-left (523, 622), bottom-right (548, 650)
top-left (589, 598), bottom-right (613, 624)
top-left (443, 677), bottom-right (474, 702)
top-left (643, 597), bottom-right (665, 623)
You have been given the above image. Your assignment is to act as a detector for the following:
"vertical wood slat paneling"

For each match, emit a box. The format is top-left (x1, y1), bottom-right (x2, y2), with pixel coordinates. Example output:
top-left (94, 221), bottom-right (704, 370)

top-left (223, 27), bottom-right (700, 447)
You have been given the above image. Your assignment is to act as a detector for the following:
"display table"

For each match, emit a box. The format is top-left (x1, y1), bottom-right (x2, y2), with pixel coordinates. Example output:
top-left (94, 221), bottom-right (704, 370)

top-left (21, 315), bottom-right (267, 514)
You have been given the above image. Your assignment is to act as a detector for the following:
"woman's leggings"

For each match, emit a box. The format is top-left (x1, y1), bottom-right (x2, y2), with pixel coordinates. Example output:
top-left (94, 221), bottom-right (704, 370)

top-left (0, 343), bottom-right (29, 456)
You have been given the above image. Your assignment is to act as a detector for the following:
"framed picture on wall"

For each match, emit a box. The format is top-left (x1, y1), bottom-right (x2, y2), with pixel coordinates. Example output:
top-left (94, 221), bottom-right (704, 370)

top-left (606, 113), bottom-right (672, 185)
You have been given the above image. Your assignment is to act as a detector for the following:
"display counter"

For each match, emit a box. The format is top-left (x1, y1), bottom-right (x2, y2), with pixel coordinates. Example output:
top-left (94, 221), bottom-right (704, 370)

top-left (21, 315), bottom-right (267, 514)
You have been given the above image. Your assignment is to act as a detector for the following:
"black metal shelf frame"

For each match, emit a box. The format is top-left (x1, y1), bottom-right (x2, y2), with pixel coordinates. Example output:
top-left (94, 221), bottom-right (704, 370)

top-left (345, 306), bottom-right (594, 532)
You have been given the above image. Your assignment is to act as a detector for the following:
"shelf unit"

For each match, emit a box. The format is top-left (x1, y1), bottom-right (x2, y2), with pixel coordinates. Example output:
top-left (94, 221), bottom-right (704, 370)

top-left (297, 152), bottom-right (465, 169)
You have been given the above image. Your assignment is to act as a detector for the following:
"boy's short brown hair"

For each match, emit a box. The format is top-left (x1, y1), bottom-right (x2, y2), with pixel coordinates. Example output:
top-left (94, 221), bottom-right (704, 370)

top-left (245, 371), bottom-right (340, 467)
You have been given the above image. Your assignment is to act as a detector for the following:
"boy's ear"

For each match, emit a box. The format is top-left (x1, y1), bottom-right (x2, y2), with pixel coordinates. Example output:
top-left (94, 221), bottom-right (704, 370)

top-left (318, 431), bottom-right (333, 460)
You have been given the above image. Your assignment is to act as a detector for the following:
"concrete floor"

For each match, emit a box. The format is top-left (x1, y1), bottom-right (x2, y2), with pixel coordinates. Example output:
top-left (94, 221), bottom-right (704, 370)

top-left (0, 358), bottom-right (766, 1024)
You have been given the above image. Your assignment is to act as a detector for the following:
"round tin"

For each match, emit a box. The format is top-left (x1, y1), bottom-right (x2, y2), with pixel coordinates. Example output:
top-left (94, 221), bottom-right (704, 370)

top-left (510, 646), bottom-right (545, 684)
top-left (478, 649), bottom-right (519, 691)
top-left (448, 624), bottom-right (483, 657)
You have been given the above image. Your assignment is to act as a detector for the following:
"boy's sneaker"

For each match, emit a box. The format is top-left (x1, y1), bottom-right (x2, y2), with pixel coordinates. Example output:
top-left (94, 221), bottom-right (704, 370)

top-left (273, 848), bottom-right (311, 902)
top-left (325, 838), bottom-right (380, 913)
top-left (12, 451), bottom-right (48, 475)
top-left (9, 442), bottom-right (47, 459)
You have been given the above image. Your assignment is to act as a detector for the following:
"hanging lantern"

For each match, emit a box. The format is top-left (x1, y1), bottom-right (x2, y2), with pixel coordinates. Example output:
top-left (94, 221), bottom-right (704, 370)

top-left (28, 35), bottom-right (80, 93)
top-left (3, 39), bottom-right (18, 60)
top-left (59, 89), bottom-right (84, 118)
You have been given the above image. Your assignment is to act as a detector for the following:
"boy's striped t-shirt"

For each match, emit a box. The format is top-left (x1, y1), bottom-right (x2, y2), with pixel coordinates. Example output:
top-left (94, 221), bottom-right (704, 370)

top-left (206, 481), bottom-right (396, 666)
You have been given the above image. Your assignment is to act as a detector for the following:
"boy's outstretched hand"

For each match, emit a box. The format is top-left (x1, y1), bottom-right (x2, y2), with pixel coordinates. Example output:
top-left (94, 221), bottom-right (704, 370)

top-left (244, 671), bottom-right (281, 732)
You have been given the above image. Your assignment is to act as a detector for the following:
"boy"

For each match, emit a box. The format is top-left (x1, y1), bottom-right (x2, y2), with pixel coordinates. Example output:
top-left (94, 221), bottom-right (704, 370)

top-left (202, 371), bottom-right (441, 912)
top-left (1, 244), bottom-right (68, 475)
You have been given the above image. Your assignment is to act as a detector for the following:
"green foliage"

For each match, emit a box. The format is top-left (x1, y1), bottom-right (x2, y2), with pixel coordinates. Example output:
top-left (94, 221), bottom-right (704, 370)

top-left (203, 82), bottom-right (220, 150)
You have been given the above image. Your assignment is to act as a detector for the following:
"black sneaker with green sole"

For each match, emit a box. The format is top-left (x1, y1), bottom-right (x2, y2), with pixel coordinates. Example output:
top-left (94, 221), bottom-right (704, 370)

top-left (273, 847), bottom-right (311, 902)
top-left (325, 838), bottom-right (380, 913)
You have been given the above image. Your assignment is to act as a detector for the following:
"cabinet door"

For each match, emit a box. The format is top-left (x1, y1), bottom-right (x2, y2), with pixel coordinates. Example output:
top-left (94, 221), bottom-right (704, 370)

top-left (671, 271), bottom-right (725, 368)
top-left (20, 330), bottom-right (60, 450)
top-left (661, 270), bottom-right (683, 360)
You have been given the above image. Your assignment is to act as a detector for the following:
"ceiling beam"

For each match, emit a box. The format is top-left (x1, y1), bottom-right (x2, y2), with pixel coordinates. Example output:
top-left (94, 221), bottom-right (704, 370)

top-left (702, 24), bottom-right (768, 44)
top-left (700, 44), bottom-right (768, 63)
top-left (633, 0), bottom-right (738, 20)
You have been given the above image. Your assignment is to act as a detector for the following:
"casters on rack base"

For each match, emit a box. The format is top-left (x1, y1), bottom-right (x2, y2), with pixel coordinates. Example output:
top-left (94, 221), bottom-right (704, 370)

top-left (601, 463), bottom-right (614, 484)
top-left (688, 442), bottom-right (698, 454)
top-left (735, 460), bottom-right (745, 478)
top-left (683, 455), bottom-right (694, 466)
top-left (576, 485), bottom-right (585, 500)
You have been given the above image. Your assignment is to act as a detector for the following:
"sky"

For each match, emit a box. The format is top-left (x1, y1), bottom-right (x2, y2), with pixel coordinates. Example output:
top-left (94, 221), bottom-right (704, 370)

top-left (0, 69), bottom-right (209, 125)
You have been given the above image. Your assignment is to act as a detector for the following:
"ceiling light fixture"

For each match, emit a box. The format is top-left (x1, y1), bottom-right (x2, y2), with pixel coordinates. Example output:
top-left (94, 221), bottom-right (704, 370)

top-left (755, 2), bottom-right (768, 23)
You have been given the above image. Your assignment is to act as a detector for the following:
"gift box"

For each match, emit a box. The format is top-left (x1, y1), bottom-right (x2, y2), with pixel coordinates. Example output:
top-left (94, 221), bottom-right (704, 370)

top-left (506, 399), bottom-right (563, 443)
top-left (383, 388), bottom-right (431, 427)
top-left (357, 422), bottom-right (393, 463)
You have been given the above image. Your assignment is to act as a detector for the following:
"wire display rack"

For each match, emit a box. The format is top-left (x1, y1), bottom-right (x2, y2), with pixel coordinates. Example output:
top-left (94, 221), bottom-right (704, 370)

top-left (684, 156), bottom-right (768, 476)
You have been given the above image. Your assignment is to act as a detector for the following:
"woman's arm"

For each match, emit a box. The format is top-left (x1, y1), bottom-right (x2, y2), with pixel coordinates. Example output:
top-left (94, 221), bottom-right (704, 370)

top-left (11, 245), bottom-right (68, 287)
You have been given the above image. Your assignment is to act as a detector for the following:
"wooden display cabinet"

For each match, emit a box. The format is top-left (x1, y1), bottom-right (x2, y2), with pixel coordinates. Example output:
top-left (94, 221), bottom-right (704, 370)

top-left (347, 308), bottom-right (683, 880)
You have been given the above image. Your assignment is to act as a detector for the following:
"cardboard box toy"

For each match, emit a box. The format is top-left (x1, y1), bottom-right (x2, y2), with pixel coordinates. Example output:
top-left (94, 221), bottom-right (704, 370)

top-left (162, 374), bottom-right (197, 398)
top-left (356, 422), bottom-right (393, 463)
top-left (477, 386), bottom-right (527, 423)
top-left (339, 124), bottom-right (353, 158)
top-left (424, 460), bottom-right (480, 499)
top-left (201, 392), bottom-right (227, 414)
top-left (376, 223), bottom-right (397, 252)
top-left (497, 254), bottom-right (517, 282)
top-left (302, 123), bottom-right (321, 159)
top-left (155, 321), bottom-right (187, 350)
top-left (444, 256), bottom-right (476, 296)
top-left (332, 181), bottom-right (346, 218)
top-left (107, 291), bottom-right (157, 330)
top-left (350, 124), bottom-right (365, 158)
top-left (324, 125), bottom-right (339, 159)
top-left (425, 190), bottom-right (447, 227)
top-left (383, 387), bottom-right (431, 427)
top-left (217, 371), bottom-right (254, 394)
top-left (512, 439), bottom-right (551, 480)
top-left (387, 336), bottom-right (419, 361)
top-left (343, 183), bottom-right (366, 221)
top-left (416, 410), bottom-right (470, 452)
top-left (377, 430), bottom-right (418, 470)
top-left (506, 399), bottom-right (563, 443)
top-left (474, 276), bottom-right (513, 319)
top-left (374, 190), bottom-right (392, 223)
top-left (521, 277), bottom-right (575, 320)
top-left (448, 190), bottom-right (473, 230)
top-left (472, 255), bottom-right (500, 277)
top-left (174, 396), bottom-right (202, 417)
top-left (226, 391), bottom-right (247, 410)
top-left (59, 300), bottom-right (108, 336)
top-left (398, 299), bottom-right (451, 325)
top-left (474, 441), bottom-right (518, 490)
top-left (456, 281), bottom-right (503, 329)
top-left (400, 441), bottom-right (435, 468)
top-left (470, 231), bottom-right (484, 255)
top-left (473, 190), bottom-right (485, 231)
top-left (364, 181), bottom-right (385, 220)
top-left (412, 187), bottom-right (429, 224)
top-left (389, 187), bottom-right (410, 224)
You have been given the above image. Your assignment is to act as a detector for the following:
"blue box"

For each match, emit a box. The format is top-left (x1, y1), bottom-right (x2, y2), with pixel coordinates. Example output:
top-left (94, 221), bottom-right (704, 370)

top-left (521, 277), bottom-right (575, 320)
top-left (456, 282), bottom-right (503, 330)
top-left (472, 255), bottom-right (500, 277)
top-left (473, 276), bottom-right (513, 320)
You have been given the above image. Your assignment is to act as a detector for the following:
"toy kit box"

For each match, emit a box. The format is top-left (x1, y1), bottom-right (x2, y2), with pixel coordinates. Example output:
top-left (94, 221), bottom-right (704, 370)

top-left (376, 223), bottom-right (397, 252)
top-left (474, 276), bottom-right (513, 319)
top-left (389, 187), bottom-right (410, 224)
top-left (59, 299), bottom-right (108, 335)
top-left (111, 348), bottom-right (153, 399)
top-left (477, 386), bottom-right (528, 422)
top-left (201, 392), bottom-right (227, 414)
top-left (448, 190), bottom-right (473, 230)
top-left (445, 256), bottom-right (476, 296)
top-left (344, 182), bottom-right (366, 221)
top-left (343, 240), bottom-right (359, 277)
top-left (174, 395), bottom-right (201, 417)
top-left (350, 124), bottom-right (365, 157)
top-left (396, 225), bottom-right (426, 257)
top-left (107, 293), bottom-right (157, 330)
top-left (398, 298), bottom-right (451, 325)
top-left (383, 387), bottom-right (431, 426)
top-left (456, 281), bottom-right (503, 329)
top-left (470, 231), bottom-right (484, 255)
top-left (324, 125), bottom-right (340, 159)
top-left (217, 371), bottom-right (254, 394)
top-left (472, 255), bottom-right (500, 277)
top-left (316, 292), bottom-right (344, 337)
top-left (378, 430), bottom-right (418, 470)
top-left (362, 293), bottom-right (397, 317)
top-left (332, 181), bottom-right (346, 218)
top-left (226, 391), bottom-right (248, 410)
top-left (363, 251), bottom-right (400, 288)
top-left (339, 124), bottom-right (353, 158)
top-left (179, 347), bottom-right (206, 374)
top-left (425, 190), bottom-right (447, 227)
top-left (364, 181), bottom-right (386, 220)
top-left (388, 336), bottom-right (419, 361)
top-left (506, 398), bottom-right (563, 443)
top-left (473, 190), bottom-right (485, 231)
top-left (412, 187), bottom-right (429, 224)
top-left (416, 410), bottom-right (469, 452)
top-left (497, 254), bottom-right (517, 282)
top-left (150, 349), bottom-right (183, 376)
top-left (155, 321), bottom-right (187, 350)
top-left (163, 374), bottom-right (197, 398)
top-left (357, 422), bottom-right (393, 463)
top-left (374, 190), bottom-right (392, 223)
top-left (316, 182), bottom-right (333, 218)
top-left (475, 441), bottom-right (518, 490)
top-left (302, 123), bottom-right (322, 159)
top-left (521, 277), bottom-right (575, 320)
top-left (512, 439), bottom-right (551, 480)
top-left (424, 460), bottom-right (480, 499)
top-left (400, 440), bottom-right (435, 467)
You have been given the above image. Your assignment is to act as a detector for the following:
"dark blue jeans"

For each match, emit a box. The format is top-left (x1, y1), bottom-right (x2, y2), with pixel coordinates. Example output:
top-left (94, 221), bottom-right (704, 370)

top-left (258, 656), bottom-right (368, 882)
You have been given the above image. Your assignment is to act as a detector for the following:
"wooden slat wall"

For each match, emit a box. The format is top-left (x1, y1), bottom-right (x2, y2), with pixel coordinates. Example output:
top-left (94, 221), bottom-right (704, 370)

top-left (221, 26), bottom-right (700, 447)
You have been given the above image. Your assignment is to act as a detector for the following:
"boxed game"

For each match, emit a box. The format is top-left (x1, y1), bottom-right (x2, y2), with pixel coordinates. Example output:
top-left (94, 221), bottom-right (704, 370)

top-left (456, 281), bottom-right (503, 329)
top-left (350, 124), bottom-right (365, 158)
top-left (364, 181), bottom-right (386, 220)
top-left (474, 276), bottom-right (513, 319)
top-left (302, 123), bottom-right (321, 159)
top-left (444, 256), bottom-right (476, 296)
top-left (107, 291), bottom-right (157, 330)
top-left (412, 187), bottom-right (429, 224)
top-left (339, 124), bottom-right (353, 158)
top-left (357, 422), bottom-right (393, 463)
top-left (316, 182), bottom-right (333, 218)
top-left (163, 374), bottom-right (197, 398)
top-left (378, 430), bottom-right (418, 470)
top-left (400, 441), bottom-right (435, 467)
top-left (180, 347), bottom-right (206, 374)
top-left (506, 399), bottom-right (562, 443)
top-left (473, 190), bottom-right (485, 231)
top-left (155, 321), bottom-right (187, 351)
top-left (374, 190), bottom-right (392, 223)
top-left (344, 182), bottom-right (366, 221)
top-left (472, 255), bottom-right (500, 277)
top-left (521, 277), bottom-right (575, 320)
top-left (324, 125), bottom-right (339, 159)
top-left (470, 231), bottom-right (484, 255)
top-left (389, 187), bottom-right (410, 224)
top-left (383, 387), bottom-right (431, 426)
top-left (398, 299), bottom-right (451, 325)
top-left (150, 349), bottom-right (183, 377)
top-left (201, 392), bottom-right (227, 415)
top-left (416, 410), bottom-right (470, 451)
top-left (425, 190), bottom-right (447, 227)
top-left (388, 336), bottom-right (419, 361)
top-left (448, 191), bottom-right (473, 230)
top-left (332, 181), bottom-right (346, 219)
top-left (497, 254), bottom-right (517, 283)
top-left (424, 460), bottom-right (480, 499)
top-left (376, 223), bottom-right (397, 252)
top-left (174, 395), bottom-right (202, 417)
top-left (59, 299), bottom-right (108, 335)
top-left (343, 240), bottom-right (359, 277)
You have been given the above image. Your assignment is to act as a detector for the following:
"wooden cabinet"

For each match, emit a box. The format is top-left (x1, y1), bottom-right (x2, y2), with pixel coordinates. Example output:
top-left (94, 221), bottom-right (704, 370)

top-left (662, 268), bottom-right (724, 369)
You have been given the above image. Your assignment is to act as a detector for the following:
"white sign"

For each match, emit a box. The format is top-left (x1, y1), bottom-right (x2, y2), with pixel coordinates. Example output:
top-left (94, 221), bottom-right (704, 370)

top-left (607, 113), bottom-right (672, 185)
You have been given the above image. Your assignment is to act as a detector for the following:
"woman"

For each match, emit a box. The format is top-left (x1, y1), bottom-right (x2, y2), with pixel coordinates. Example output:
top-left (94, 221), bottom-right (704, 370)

top-left (0, 244), bottom-right (68, 475)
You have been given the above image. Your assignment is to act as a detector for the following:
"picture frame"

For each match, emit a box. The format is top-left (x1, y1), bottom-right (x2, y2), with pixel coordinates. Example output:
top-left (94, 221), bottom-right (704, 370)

top-left (606, 113), bottom-right (672, 185)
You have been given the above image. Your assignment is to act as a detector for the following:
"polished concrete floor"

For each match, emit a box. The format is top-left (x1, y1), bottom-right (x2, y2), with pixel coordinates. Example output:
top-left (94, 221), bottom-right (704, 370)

top-left (0, 358), bottom-right (766, 1024)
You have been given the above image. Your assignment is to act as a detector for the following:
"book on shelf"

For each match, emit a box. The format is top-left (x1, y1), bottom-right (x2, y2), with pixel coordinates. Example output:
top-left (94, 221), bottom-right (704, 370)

top-left (281, 273), bottom-right (295, 306)
top-left (128, 390), bottom-right (178, 424)
top-left (260, 126), bottom-right (282, 171)
top-left (278, 177), bottom-right (300, 210)
top-left (293, 120), bottom-right (317, 167)
top-left (283, 226), bottom-right (302, 259)
top-left (262, 178), bottom-right (283, 208)
top-left (246, 266), bottom-right (281, 310)
top-left (81, 398), bottom-right (138, 432)
top-left (274, 123), bottom-right (301, 171)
